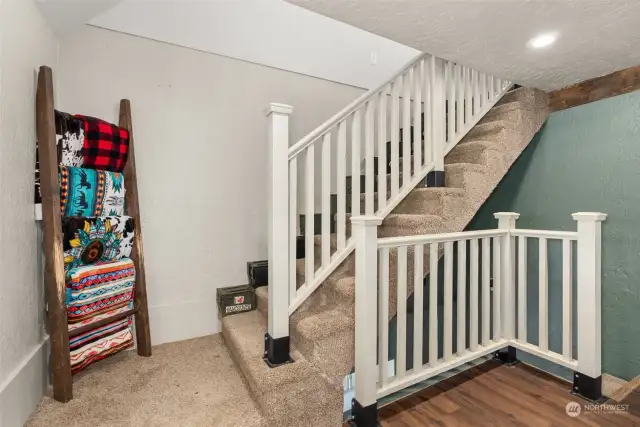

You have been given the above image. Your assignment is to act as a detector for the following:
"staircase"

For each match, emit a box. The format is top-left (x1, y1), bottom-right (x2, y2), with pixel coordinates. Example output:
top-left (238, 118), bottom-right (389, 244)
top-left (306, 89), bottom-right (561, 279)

top-left (223, 85), bottom-right (550, 426)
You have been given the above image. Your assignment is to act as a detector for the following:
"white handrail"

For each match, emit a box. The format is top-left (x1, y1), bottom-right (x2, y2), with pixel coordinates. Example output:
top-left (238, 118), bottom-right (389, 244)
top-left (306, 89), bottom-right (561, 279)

top-left (377, 229), bottom-right (507, 248)
top-left (287, 52), bottom-right (429, 160)
top-left (511, 229), bottom-right (578, 239)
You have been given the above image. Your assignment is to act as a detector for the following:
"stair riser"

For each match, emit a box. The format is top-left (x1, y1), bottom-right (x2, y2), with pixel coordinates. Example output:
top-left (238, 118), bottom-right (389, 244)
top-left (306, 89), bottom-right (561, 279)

top-left (291, 329), bottom-right (354, 387)
top-left (479, 108), bottom-right (527, 127)
top-left (446, 146), bottom-right (507, 169)
top-left (445, 167), bottom-right (492, 204)
top-left (394, 191), bottom-right (466, 218)
top-left (379, 218), bottom-right (445, 238)
top-left (464, 120), bottom-right (520, 141)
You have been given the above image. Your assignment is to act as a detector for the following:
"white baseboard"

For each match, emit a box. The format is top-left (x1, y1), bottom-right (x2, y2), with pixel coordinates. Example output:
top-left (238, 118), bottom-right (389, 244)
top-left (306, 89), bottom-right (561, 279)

top-left (0, 339), bottom-right (48, 427)
top-left (148, 299), bottom-right (220, 346)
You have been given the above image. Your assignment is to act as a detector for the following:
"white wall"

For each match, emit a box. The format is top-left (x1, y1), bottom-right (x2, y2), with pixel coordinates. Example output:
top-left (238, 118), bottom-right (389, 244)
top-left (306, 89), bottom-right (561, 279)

top-left (57, 25), bottom-right (364, 345)
top-left (88, 0), bottom-right (419, 89)
top-left (0, 0), bottom-right (57, 425)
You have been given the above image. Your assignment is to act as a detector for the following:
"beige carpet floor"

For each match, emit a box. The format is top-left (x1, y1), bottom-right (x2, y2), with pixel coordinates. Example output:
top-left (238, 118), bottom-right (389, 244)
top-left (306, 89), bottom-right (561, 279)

top-left (25, 334), bottom-right (266, 427)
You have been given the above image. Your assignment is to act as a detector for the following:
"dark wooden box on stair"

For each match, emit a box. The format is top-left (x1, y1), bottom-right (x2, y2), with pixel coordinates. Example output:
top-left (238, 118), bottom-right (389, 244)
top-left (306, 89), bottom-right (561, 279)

top-left (217, 285), bottom-right (256, 317)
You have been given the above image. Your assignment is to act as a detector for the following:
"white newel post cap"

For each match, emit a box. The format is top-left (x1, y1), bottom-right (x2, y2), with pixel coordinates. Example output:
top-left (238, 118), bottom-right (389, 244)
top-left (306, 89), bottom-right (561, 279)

top-left (494, 212), bottom-right (520, 220)
top-left (264, 103), bottom-right (293, 116)
top-left (350, 215), bottom-right (383, 227)
top-left (572, 212), bottom-right (607, 222)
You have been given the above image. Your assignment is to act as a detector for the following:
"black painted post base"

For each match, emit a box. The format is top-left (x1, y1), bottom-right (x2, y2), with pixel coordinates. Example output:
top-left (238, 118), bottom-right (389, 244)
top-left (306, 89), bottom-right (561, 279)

top-left (425, 170), bottom-right (445, 187)
top-left (572, 372), bottom-right (604, 402)
top-left (351, 399), bottom-right (378, 427)
top-left (263, 333), bottom-right (293, 368)
top-left (493, 346), bottom-right (518, 366)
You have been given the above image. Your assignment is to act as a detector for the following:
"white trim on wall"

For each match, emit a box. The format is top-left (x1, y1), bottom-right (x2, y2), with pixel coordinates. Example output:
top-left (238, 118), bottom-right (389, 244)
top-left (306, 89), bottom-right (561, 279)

top-left (0, 339), bottom-right (48, 427)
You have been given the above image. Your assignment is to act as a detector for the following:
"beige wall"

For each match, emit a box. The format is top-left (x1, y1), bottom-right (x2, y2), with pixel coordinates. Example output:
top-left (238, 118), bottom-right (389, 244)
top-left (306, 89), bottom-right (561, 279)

top-left (0, 0), bottom-right (57, 425)
top-left (57, 25), bottom-right (364, 345)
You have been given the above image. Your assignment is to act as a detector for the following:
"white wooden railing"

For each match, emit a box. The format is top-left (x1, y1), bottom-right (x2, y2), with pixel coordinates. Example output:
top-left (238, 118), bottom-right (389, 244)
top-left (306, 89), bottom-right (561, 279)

top-left (351, 212), bottom-right (606, 418)
top-left (264, 53), bottom-right (512, 363)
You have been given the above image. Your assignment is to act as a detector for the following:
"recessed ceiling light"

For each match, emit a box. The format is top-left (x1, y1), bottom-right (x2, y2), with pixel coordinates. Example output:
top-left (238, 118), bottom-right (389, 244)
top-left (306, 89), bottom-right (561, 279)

top-left (527, 33), bottom-right (558, 49)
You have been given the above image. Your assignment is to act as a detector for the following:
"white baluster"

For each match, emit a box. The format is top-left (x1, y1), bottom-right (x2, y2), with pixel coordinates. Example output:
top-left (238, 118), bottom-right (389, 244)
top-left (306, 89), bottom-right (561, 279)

top-left (397, 246), bottom-right (408, 378)
top-left (562, 238), bottom-right (573, 361)
top-left (413, 62), bottom-right (423, 174)
top-left (470, 238), bottom-right (479, 350)
top-left (472, 70), bottom-right (479, 117)
top-left (402, 72), bottom-right (411, 186)
top-left (457, 240), bottom-right (467, 354)
top-left (352, 215), bottom-right (383, 414)
top-left (377, 90), bottom-right (388, 213)
top-left (465, 67), bottom-right (471, 127)
top-left (447, 62), bottom-right (455, 146)
top-left (413, 244), bottom-right (424, 371)
top-left (321, 133), bottom-right (331, 266)
top-left (336, 122), bottom-right (347, 249)
top-left (489, 75), bottom-right (495, 102)
top-left (482, 237), bottom-right (491, 346)
top-left (391, 78), bottom-right (401, 197)
top-left (289, 157), bottom-right (297, 303)
top-left (365, 100), bottom-right (375, 215)
top-left (573, 212), bottom-right (606, 385)
top-left (539, 237), bottom-right (548, 352)
top-left (456, 65), bottom-right (464, 139)
top-left (481, 73), bottom-right (487, 110)
top-left (351, 110), bottom-right (362, 217)
top-left (443, 241), bottom-right (453, 361)
top-left (518, 236), bottom-right (527, 342)
top-left (379, 247), bottom-right (390, 385)
top-left (305, 145), bottom-right (315, 285)
top-left (265, 102), bottom-right (293, 364)
top-left (493, 237), bottom-right (501, 341)
top-left (430, 57), bottom-right (445, 185)
top-left (423, 57), bottom-right (432, 165)
top-left (429, 242), bottom-right (438, 365)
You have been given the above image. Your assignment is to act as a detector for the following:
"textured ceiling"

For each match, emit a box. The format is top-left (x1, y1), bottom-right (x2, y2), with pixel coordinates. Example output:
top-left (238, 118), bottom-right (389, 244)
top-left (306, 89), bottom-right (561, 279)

top-left (287, 0), bottom-right (640, 90)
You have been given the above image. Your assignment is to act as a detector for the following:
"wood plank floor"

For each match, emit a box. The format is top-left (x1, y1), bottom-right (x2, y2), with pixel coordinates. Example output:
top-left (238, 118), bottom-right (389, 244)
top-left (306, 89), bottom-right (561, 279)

top-left (374, 360), bottom-right (640, 427)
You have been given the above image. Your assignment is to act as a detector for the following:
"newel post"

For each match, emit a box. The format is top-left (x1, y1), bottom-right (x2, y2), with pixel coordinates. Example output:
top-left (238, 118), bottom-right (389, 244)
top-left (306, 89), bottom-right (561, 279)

top-left (493, 212), bottom-right (519, 365)
top-left (264, 102), bottom-right (294, 367)
top-left (351, 215), bottom-right (382, 427)
top-left (572, 212), bottom-right (607, 401)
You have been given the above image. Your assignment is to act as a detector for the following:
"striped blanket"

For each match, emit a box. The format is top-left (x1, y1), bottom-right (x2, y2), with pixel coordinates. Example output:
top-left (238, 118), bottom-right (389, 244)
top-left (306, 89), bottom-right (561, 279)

top-left (69, 317), bottom-right (134, 374)
top-left (66, 259), bottom-right (135, 325)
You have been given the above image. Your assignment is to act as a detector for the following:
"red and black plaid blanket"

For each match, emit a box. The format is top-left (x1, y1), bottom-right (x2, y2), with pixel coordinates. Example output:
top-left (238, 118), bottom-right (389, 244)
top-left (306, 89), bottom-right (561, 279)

top-left (75, 115), bottom-right (130, 172)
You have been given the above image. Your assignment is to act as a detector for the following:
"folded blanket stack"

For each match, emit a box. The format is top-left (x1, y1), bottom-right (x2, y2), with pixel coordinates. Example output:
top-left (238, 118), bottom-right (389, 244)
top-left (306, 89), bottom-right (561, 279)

top-left (39, 111), bottom-right (138, 374)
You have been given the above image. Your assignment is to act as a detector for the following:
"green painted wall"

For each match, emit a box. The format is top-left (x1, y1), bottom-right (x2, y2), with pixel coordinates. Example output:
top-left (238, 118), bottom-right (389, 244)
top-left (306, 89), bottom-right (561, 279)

top-left (467, 90), bottom-right (640, 381)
